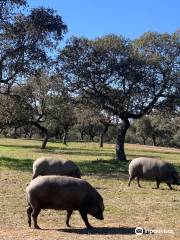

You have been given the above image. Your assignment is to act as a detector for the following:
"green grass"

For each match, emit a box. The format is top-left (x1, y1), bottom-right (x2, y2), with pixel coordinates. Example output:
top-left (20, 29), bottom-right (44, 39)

top-left (0, 138), bottom-right (180, 240)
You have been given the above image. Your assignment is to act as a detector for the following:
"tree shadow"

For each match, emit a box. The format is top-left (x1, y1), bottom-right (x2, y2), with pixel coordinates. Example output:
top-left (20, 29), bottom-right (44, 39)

top-left (0, 156), bottom-right (33, 172)
top-left (78, 159), bottom-right (129, 178)
top-left (47, 226), bottom-right (136, 235)
top-left (0, 156), bottom-right (129, 179)
top-left (1, 154), bottom-right (178, 179)
top-left (1, 141), bottom-right (178, 176)
top-left (0, 144), bottom-right (41, 149)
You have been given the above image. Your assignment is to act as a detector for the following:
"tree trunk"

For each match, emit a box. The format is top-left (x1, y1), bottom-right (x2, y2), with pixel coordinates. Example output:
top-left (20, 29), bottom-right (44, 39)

top-left (28, 129), bottom-right (33, 139)
top-left (116, 118), bottom-right (130, 161)
top-left (100, 134), bottom-right (104, 147)
top-left (80, 131), bottom-right (84, 141)
top-left (99, 124), bottom-right (109, 148)
top-left (24, 126), bottom-right (32, 138)
top-left (41, 129), bottom-right (49, 149)
top-left (152, 135), bottom-right (157, 146)
top-left (55, 128), bottom-right (60, 140)
top-left (89, 133), bottom-right (94, 141)
top-left (63, 128), bottom-right (68, 145)
top-left (89, 130), bottom-right (94, 141)
top-left (13, 127), bottom-right (18, 139)
top-left (13, 126), bottom-right (21, 138)
top-left (30, 122), bottom-right (49, 149)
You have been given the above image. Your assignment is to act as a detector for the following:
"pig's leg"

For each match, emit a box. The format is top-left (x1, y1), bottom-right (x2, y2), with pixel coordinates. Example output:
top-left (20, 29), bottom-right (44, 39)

top-left (137, 177), bottom-right (141, 188)
top-left (156, 180), bottom-right (161, 189)
top-left (166, 182), bottom-right (173, 190)
top-left (27, 206), bottom-right (33, 227)
top-left (32, 208), bottom-right (41, 229)
top-left (79, 210), bottom-right (93, 229)
top-left (66, 210), bottom-right (73, 227)
top-left (127, 175), bottom-right (133, 186)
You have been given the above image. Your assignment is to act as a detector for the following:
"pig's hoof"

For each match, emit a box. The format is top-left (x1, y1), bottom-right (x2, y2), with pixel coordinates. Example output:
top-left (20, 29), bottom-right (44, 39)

top-left (87, 225), bottom-right (93, 229)
top-left (34, 225), bottom-right (41, 230)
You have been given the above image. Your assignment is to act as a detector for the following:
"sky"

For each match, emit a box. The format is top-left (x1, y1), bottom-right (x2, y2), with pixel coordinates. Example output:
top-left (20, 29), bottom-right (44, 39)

top-left (28, 0), bottom-right (179, 42)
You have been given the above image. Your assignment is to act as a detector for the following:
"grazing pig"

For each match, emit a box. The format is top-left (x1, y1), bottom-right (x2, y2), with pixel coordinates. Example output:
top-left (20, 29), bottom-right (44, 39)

top-left (128, 157), bottom-right (179, 190)
top-left (32, 157), bottom-right (82, 179)
top-left (26, 175), bottom-right (104, 229)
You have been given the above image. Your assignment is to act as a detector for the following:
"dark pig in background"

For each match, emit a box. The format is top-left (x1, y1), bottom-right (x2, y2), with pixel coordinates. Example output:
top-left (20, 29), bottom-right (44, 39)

top-left (32, 157), bottom-right (82, 179)
top-left (128, 157), bottom-right (179, 190)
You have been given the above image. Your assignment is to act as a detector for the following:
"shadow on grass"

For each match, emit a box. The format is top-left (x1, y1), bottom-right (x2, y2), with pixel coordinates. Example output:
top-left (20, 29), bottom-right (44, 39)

top-left (57, 226), bottom-right (136, 235)
top-left (42, 226), bottom-right (136, 235)
top-left (78, 159), bottom-right (129, 177)
top-left (0, 156), bottom-right (129, 178)
top-left (0, 144), bottom-right (51, 150)
top-left (0, 153), bottom-right (178, 178)
top-left (0, 157), bottom-right (33, 172)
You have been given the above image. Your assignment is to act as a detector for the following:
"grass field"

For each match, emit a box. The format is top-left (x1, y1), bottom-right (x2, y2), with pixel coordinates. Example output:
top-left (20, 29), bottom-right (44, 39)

top-left (0, 138), bottom-right (180, 240)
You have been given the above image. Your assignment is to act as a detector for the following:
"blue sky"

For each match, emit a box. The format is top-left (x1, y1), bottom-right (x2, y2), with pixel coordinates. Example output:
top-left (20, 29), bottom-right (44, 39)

top-left (28, 0), bottom-right (179, 42)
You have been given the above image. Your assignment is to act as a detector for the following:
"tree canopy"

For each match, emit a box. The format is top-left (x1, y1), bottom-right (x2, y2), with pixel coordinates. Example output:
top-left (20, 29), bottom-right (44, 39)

top-left (59, 32), bottom-right (179, 160)
top-left (0, 1), bottom-right (67, 93)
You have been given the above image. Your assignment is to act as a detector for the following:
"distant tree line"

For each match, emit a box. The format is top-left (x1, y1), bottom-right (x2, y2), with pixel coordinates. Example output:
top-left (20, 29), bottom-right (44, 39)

top-left (1, 105), bottom-right (179, 149)
top-left (0, 0), bottom-right (179, 160)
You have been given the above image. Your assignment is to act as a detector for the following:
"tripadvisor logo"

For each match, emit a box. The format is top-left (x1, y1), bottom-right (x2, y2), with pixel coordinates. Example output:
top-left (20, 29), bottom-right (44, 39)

top-left (135, 227), bottom-right (144, 235)
top-left (135, 227), bottom-right (174, 235)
